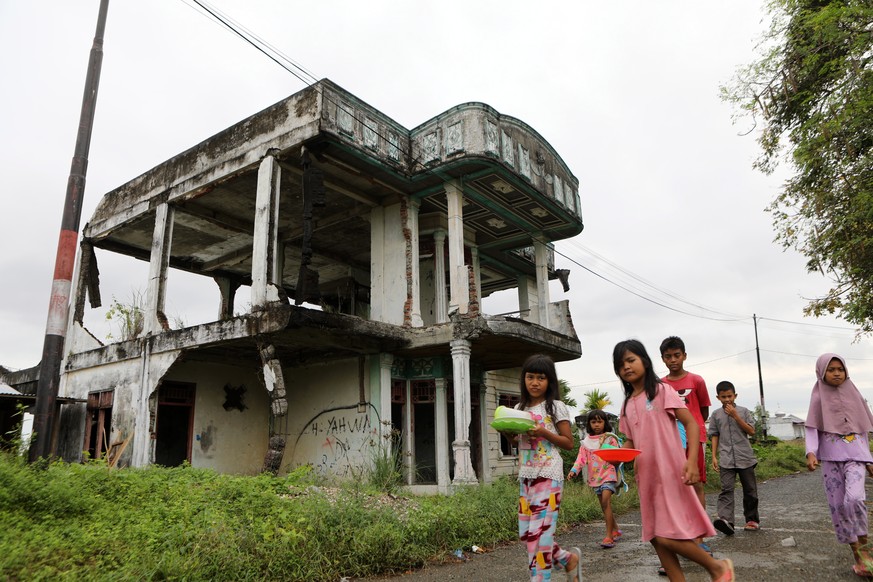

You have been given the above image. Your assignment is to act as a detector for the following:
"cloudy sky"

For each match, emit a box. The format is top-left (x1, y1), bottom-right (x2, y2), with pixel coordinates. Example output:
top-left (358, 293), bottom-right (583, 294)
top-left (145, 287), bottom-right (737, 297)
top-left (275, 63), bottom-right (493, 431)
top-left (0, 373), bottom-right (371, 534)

top-left (1, 1), bottom-right (870, 421)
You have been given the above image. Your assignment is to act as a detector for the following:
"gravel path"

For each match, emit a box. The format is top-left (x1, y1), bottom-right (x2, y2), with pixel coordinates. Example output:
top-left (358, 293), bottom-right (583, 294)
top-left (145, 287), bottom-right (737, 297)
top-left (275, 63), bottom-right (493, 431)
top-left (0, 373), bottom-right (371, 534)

top-left (362, 469), bottom-right (872, 581)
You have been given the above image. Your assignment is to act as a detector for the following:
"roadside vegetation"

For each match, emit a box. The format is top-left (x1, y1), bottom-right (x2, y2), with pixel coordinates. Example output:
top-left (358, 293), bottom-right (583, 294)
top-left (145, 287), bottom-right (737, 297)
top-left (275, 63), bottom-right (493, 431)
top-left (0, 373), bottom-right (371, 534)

top-left (0, 439), bottom-right (808, 581)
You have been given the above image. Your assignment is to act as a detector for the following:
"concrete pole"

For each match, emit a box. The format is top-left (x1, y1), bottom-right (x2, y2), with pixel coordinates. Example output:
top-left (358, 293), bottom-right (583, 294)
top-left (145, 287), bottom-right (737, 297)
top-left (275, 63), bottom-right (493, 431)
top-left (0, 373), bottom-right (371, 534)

top-left (30, 0), bottom-right (110, 462)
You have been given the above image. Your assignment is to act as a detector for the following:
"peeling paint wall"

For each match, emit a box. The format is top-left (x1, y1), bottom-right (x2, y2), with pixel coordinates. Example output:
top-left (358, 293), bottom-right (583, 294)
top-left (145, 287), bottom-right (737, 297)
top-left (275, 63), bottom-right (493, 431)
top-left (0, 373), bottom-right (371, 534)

top-left (166, 361), bottom-right (269, 475)
top-left (281, 357), bottom-right (380, 479)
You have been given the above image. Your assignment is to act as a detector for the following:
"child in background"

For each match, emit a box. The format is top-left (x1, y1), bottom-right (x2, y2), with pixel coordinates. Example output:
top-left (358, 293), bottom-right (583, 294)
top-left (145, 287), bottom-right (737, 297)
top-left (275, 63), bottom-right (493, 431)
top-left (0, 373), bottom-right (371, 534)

top-left (507, 354), bottom-right (582, 582)
top-left (568, 409), bottom-right (623, 549)
top-left (805, 353), bottom-right (873, 578)
top-left (708, 381), bottom-right (759, 536)
top-left (614, 339), bottom-right (734, 581)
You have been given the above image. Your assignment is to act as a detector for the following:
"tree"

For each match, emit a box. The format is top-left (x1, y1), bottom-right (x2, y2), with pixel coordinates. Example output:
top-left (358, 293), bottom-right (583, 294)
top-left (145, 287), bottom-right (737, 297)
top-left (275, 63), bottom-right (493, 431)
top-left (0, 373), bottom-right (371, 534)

top-left (723, 1), bottom-right (873, 333)
top-left (558, 379), bottom-right (578, 409)
top-left (581, 388), bottom-right (612, 412)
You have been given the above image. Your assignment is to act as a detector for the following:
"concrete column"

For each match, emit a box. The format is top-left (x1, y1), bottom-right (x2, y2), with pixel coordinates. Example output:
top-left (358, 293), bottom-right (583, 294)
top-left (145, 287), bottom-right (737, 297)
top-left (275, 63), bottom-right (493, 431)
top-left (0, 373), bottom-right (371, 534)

top-left (433, 230), bottom-right (448, 323)
top-left (450, 339), bottom-right (478, 484)
top-left (435, 377), bottom-right (450, 493)
top-left (370, 203), bottom-right (407, 325)
top-left (517, 274), bottom-right (539, 324)
top-left (406, 199), bottom-right (423, 327)
top-left (471, 245), bottom-right (482, 306)
top-left (251, 153), bottom-right (281, 308)
top-left (534, 237), bottom-right (551, 327)
top-left (379, 353), bottom-right (394, 442)
top-left (370, 206), bottom-right (386, 322)
top-left (445, 181), bottom-right (468, 315)
top-left (213, 276), bottom-right (240, 320)
top-left (144, 202), bottom-right (174, 335)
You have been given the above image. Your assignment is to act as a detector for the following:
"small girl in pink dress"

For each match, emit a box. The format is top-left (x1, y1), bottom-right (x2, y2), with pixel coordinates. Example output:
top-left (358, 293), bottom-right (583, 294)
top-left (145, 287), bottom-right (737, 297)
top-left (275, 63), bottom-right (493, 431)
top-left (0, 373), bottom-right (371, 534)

top-left (568, 409), bottom-right (622, 548)
top-left (613, 339), bottom-right (734, 581)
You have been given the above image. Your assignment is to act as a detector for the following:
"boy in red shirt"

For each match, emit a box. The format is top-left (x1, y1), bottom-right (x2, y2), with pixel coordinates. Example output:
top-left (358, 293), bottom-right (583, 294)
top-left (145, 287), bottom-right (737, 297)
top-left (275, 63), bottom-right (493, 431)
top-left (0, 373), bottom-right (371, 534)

top-left (661, 336), bottom-right (712, 552)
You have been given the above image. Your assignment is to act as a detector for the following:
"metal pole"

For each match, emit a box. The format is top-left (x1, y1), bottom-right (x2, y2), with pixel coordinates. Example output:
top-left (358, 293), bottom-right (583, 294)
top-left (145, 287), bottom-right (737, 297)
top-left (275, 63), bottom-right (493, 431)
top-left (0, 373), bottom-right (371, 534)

top-left (29, 0), bottom-right (110, 462)
top-left (753, 313), bottom-right (768, 438)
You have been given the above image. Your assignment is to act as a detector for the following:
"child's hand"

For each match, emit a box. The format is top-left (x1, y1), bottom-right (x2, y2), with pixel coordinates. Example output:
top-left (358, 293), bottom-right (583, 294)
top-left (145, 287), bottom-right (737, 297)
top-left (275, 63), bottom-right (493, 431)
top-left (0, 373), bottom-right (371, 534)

top-left (806, 452), bottom-right (819, 472)
top-left (712, 457), bottom-right (719, 472)
top-left (867, 464), bottom-right (873, 479)
top-left (682, 459), bottom-right (699, 485)
top-left (567, 470), bottom-right (577, 480)
top-left (723, 403), bottom-right (738, 418)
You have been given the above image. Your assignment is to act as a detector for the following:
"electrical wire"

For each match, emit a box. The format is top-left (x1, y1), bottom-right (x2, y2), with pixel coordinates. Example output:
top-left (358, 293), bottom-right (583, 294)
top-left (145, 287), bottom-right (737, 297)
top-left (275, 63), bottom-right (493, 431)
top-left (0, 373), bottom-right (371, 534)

top-left (181, 0), bottom-right (866, 341)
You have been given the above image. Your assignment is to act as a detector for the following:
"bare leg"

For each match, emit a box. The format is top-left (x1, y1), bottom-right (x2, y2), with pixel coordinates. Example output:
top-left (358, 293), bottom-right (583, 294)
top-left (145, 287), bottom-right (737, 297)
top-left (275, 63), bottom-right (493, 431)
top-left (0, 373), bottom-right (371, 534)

top-left (653, 537), bottom-right (730, 580)
top-left (599, 489), bottom-right (617, 537)
top-left (852, 534), bottom-right (871, 569)
top-left (651, 538), bottom-right (684, 582)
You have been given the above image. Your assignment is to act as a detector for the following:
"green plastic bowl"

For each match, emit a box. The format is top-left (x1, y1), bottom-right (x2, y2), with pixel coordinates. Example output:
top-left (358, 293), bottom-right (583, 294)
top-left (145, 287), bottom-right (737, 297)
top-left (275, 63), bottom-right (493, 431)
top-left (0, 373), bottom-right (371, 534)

top-left (490, 417), bottom-right (536, 433)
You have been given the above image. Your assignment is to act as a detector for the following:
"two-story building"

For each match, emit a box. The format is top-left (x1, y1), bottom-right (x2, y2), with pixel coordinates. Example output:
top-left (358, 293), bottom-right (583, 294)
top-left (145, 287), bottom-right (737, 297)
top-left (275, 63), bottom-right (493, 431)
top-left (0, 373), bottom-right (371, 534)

top-left (3, 80), bottom-right (584, 493)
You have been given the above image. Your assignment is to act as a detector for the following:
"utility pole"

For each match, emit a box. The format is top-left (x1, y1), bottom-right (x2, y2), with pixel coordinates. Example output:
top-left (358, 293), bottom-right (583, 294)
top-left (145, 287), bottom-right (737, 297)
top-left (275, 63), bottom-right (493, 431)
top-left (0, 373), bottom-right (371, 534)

top-left (29, 0), bottom-right (110, 462)
top-left (753, 313), bottom-right (768, 438)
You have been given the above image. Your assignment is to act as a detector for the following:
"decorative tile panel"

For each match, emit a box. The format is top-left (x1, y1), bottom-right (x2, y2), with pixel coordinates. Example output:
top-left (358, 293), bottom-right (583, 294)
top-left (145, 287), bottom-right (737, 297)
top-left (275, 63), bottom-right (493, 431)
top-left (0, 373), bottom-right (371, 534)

top-left (553, 175), bottom-right (564, 206)
top-left (446, 121), bottom-right (463, 154)
top-left (517, 143), bottom-right (531, 180)
top-left (410, 358), bottom-right (435, 377)
top-left (421, 131), bottom-right (440, 164)
top-left (485, 120), bottom-right (499, 155)
top-left (566, 184), bottom-right (576, 213)
top-left (501, 130), bottom-right (514, 167)
top-left (337, 102), bottom-right (355, 137)
top-left (387, 132), bottom-right (400, 161)
top-left (363, 117), bottom-right (378, 150)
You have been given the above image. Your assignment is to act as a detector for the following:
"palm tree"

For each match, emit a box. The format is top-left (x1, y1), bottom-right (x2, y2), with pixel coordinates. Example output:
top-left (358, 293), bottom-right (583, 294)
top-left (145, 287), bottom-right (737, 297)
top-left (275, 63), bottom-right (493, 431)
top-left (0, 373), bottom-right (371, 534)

top-left (582, 388), bottom-right (611, 412)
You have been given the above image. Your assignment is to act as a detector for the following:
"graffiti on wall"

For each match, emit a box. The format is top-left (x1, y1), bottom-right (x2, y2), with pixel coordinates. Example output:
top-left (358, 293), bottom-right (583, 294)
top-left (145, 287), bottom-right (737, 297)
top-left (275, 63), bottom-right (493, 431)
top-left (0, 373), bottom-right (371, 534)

top-left (293, 403), bottom-right (382, 478)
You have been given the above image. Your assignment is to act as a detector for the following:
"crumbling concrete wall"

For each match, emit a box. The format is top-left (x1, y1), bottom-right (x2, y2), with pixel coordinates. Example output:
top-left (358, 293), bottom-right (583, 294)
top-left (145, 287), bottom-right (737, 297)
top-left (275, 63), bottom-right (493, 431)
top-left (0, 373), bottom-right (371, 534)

top-left (282, 357), bottom-right (378, 479)
top-left (166, 361), bottom-right (269, 475)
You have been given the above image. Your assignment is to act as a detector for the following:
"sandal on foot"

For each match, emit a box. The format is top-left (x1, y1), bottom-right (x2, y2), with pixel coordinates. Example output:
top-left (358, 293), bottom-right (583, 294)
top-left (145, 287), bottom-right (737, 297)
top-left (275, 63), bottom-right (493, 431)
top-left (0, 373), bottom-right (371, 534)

top-left (566, 547), bottom-right (582, 582)
top-left (715, 558), bottom-right (735, 582)
top-left (657, 566), bottom-right (667, 576)
top-left (854, 564), bottom-right (873, 578)
top-left (714, 518), bottom-right (735, 536)
top-left (600, 536), bottom-right (615, 549)
top-left (612, 529), bottom-right (623, 541)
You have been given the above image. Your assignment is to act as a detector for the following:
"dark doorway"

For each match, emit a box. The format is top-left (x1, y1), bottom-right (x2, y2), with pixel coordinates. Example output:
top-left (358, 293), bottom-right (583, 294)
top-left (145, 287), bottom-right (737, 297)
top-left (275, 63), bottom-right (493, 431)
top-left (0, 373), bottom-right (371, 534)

top-left (155, 381), bottom-right (195, 467)
top-left (83, 390), bottom-right (113, 460)
top-left (411, 380), bottom-right (437, 484)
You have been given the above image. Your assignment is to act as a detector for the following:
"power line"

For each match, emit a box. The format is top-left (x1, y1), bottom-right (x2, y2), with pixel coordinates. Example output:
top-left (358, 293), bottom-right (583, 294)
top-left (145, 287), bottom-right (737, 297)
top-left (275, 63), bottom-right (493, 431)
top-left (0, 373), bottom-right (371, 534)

top-left (182, 0), bottom-right (866, 342)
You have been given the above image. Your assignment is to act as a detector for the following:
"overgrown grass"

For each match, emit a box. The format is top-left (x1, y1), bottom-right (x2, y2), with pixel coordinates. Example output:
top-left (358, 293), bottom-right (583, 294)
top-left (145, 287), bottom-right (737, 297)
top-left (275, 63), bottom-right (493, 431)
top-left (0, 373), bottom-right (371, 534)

top-left (0, 440), bottom-right (807, 581)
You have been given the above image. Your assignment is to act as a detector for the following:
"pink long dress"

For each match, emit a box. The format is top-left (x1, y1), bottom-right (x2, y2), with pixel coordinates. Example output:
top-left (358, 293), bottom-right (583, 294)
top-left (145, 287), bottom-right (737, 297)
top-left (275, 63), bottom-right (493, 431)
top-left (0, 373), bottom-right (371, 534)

top-left (620, 384), bottom-right (716, 542)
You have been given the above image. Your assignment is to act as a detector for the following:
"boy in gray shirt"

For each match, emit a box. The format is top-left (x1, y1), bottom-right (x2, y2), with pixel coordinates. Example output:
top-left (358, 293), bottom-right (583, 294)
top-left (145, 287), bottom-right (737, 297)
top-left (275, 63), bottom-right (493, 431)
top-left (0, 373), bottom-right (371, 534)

top-left (708, 380), bottom-right (760, 535)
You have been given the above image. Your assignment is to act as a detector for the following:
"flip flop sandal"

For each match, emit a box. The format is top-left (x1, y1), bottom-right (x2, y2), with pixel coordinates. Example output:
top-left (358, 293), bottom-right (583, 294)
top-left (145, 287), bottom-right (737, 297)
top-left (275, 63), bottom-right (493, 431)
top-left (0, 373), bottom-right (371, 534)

top-left (612, 529), bottom-right (623, 541)
top-left (854, 564), bottom-right (873, 578)
top-left (600, 537), bottom-right (615, 549)
top-left (715, 558), bottom-right (735, 582)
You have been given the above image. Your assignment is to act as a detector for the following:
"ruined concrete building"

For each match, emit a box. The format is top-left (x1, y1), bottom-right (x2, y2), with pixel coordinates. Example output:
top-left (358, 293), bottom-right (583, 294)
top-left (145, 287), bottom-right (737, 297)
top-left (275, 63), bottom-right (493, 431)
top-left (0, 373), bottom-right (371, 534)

top-left (3, 80), bottom-right (583, 492)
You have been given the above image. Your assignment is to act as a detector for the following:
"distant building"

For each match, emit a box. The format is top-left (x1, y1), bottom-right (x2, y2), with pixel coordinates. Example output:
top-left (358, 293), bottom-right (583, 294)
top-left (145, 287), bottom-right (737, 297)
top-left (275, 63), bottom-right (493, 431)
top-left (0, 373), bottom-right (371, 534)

top-left (2, 80), bottom-right (584, 493)
top-left (767, 412), bottom-right (805, 440)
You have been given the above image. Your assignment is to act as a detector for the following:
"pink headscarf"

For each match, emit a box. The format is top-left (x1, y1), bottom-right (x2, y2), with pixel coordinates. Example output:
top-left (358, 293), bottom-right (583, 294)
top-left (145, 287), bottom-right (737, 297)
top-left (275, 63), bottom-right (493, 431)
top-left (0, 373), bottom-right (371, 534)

top-left (805, 353), bottom-right (873, 435)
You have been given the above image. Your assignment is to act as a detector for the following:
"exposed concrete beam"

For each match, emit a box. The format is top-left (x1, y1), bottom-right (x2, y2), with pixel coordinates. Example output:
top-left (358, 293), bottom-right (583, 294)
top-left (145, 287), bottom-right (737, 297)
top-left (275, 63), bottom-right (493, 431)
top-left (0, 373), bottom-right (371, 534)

top-left (277, 160), bottom-right (379, 207)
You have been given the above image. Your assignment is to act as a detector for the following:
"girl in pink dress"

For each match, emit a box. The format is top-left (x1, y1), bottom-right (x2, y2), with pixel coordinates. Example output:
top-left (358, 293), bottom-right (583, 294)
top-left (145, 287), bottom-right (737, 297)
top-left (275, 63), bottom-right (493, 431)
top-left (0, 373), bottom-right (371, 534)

top-left (613, 339), bottom-right (734, 582)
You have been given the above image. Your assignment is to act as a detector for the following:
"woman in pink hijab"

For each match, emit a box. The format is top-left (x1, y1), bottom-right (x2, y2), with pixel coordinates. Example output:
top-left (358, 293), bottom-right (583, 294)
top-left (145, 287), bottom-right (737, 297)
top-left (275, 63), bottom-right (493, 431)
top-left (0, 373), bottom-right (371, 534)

top-left (805, 353), bottom-right (873, 578)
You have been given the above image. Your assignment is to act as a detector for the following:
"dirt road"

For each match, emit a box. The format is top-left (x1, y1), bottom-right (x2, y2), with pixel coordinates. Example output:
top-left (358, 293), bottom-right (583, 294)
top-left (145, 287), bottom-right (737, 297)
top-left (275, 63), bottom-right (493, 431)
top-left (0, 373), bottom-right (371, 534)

top-left (363, 470), bottom-right (871, 581)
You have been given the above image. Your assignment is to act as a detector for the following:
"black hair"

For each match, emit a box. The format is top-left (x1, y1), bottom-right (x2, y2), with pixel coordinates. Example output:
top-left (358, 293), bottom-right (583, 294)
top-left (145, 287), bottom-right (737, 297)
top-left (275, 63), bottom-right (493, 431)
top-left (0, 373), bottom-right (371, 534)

top-left (585, 408), bottom-right (613, 435)
top-left (519, 353), bottom-right (560, 421)
top-left (613, 339), bottom-right (660, 415)
top-left (716, 380), bottom-right (735, 394)
top-left (659, 335), bottom-right (685, 356)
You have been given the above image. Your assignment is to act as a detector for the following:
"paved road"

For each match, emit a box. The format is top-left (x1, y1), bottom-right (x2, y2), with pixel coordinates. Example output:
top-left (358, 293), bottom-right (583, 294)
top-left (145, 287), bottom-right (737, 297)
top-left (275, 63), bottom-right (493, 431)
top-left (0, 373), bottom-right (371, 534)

top-left (363, 470), bottom-right (872, 581)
